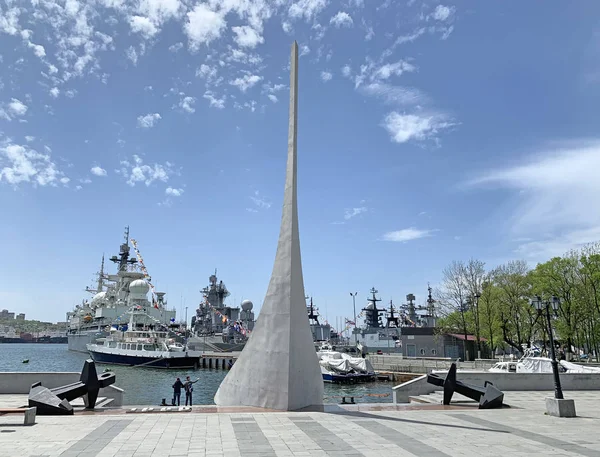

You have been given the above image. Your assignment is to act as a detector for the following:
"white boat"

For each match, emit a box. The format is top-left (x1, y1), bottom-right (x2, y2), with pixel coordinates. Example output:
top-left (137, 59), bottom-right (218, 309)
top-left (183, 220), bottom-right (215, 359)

top-left (488, 361), bottom-right (518, 373)
top-left (87, 308), bottom-right (198, 369)
top-left (316, 349), bottom-right (376, 383)
top-left (488, 348), bottom-right (600, 374)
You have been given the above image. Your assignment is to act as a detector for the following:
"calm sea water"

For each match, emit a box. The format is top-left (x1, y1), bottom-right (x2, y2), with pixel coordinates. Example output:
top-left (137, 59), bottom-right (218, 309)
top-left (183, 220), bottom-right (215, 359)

top-left (0, 344), bottom-right (393, 405)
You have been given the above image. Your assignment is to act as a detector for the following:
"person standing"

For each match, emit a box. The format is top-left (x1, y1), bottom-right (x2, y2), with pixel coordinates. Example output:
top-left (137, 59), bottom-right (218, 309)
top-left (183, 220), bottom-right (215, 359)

top-left (172, 377), bottom-right (183, 406)
top-left (184, 376), bottom-right (199, 406)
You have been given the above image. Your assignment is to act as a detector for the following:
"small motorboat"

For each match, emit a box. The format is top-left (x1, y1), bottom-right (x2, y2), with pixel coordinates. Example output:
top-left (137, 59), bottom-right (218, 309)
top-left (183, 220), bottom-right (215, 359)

top-left (22, 359), bottom-right (29, 363)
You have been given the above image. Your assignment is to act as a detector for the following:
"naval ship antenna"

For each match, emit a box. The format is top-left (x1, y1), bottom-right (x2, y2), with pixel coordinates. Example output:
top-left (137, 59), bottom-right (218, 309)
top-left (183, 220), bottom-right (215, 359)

top-left (386, 299), bottom-right (399, 328)
top-left (362, 287), bottom-right (383, 328)
top-left (109, 226), bottom-right (138, 272)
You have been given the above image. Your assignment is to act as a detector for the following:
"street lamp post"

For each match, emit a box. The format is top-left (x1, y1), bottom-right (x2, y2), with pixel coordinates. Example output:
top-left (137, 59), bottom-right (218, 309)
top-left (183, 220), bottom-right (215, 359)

top-left (473, 292), bottom-right (481, 359)
top-left (350, 292), bottom-right (358, 344)
top-left (530, 295), bottom-right (563, 400)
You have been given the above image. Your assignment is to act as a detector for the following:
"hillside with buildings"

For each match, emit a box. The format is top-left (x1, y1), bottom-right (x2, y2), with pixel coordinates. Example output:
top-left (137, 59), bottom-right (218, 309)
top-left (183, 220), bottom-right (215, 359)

top-left (0, 309), bottom-right (67, 343)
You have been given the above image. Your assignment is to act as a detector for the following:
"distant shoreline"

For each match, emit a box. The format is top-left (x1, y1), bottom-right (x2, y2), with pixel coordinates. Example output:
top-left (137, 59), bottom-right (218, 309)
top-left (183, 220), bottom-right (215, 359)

top-left (0, 340), bottom-right (68, 345)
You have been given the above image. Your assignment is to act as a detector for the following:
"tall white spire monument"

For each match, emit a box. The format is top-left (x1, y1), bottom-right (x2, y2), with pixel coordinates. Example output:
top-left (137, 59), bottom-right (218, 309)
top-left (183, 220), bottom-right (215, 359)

top-left (214, 41), bottom-right (323, 411)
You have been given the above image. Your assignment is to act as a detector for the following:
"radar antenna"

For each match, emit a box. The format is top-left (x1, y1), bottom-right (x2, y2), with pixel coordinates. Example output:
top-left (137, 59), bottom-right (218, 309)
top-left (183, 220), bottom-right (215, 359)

top-left (109, 226), bottom-right (137, 272)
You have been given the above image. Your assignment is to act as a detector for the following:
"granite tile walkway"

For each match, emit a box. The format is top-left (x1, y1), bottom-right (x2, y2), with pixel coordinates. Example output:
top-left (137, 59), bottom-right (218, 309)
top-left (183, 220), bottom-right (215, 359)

top-left (2, 391), bottom-right (600, 457)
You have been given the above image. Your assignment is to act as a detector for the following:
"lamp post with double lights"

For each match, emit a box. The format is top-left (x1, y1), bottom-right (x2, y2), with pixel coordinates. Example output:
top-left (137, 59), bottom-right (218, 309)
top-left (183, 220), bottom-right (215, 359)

top-left (350, 292), bottom-right (358, 344)
top-left (530, 295), bottom-right (564, 400)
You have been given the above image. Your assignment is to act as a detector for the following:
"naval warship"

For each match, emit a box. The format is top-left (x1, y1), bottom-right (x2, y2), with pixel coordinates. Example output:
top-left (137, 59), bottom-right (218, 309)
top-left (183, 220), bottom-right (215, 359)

top-left (350, 286), bottom-right (438, 353)
top-left (66, 227), bottom-right (177, 353)
top-left (186, 273), bottom-right (255, 352)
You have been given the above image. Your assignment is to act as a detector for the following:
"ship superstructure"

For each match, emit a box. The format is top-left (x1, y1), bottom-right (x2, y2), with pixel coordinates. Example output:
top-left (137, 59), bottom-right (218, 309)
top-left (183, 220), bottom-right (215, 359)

top-left (307, 297), bottom-right (332, 342)
top-left (351, 286), bottom-right (438, 353)
top-left (187, 273), bottom-right (255, 352)
top-left (66, 227), bottom-right (176, 353)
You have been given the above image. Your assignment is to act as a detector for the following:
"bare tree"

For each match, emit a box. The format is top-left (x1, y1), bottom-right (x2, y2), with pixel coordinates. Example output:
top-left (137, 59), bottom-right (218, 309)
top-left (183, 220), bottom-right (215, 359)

top-left (464, 259), bottom-right (486, 357)
top-left (438, 261), bottom-right (471, 359)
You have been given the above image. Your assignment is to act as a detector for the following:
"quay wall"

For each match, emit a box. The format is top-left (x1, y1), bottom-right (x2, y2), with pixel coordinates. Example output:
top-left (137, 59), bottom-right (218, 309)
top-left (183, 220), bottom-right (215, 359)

top-left (0, 372), bottom-right (124, 406)
top-left (392, 370), bottom-right (600, 403)
top-left (368, 355), bottom-right (496, 374)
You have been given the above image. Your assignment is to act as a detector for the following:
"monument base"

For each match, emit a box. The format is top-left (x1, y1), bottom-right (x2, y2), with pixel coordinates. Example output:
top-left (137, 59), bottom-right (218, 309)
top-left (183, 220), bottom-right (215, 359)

top-left (545, 397), bottom-right (576, 417)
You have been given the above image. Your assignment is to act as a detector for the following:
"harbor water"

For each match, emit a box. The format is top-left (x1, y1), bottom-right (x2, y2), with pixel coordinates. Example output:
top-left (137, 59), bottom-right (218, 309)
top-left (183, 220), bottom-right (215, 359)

top-left (0, 344), bottom-right (394, 405)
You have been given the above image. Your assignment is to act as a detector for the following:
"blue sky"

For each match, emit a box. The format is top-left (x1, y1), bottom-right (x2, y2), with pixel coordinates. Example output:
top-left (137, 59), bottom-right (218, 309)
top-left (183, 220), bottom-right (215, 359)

top-left (2, 1), bottom-right (600, 325)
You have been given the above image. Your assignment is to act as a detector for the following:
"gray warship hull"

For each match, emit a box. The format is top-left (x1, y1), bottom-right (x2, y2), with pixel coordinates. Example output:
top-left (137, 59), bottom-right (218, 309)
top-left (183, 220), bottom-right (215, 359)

top-left (67, 331), bottom-right (105, 353)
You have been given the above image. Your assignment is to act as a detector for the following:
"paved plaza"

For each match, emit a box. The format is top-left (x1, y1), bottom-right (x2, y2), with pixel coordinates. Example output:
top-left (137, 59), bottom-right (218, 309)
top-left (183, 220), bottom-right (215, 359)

top-left (2, 391), bottom-right (600, 457)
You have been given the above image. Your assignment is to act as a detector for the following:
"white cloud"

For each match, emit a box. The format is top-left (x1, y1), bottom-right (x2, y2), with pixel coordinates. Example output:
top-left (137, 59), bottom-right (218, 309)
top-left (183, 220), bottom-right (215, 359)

top-left (371, 61), bottom-right (415, 81)
top-left (0, 7), bottom-right (20, 35)
top-left (300, 44), bottom-right (310, 56)
top-left (0, 140), bottom-right (65, 187)
top-left (118, 154), bottom-right (173, 187)
top-left (263, 82), bottom-right (286, 94)
top-left (311, 23), bottom-right (326, 41)
top-left (267, 94), bottom-right (278, 103)
top-left (282, 21), bottom-right (293, 34)
top-left (169, 42), bottom-right (183, 53)
top-left (393, 28), bottom-right (426, 46)
top-left (129, 15), bottom-right (159, 38)
top-left (184, 4), bottom-right (226, 50)
top-left (360, 83), bottom-right (428, 106)
top-left (49, 87), bottom-right (60, 98)
top-left (137, 113), bottom-right (162, 128)
top-left (203, 91), bottom-right (225, 109)
top-left (382, 111), bottom-right (455, 144)
top-left (126, 46), bottom-right (138, 65)
top-left (289, 0), bottom-right (328, 21)
top-left (25, 136), bottom-right (35, 142)
top-left (250, 190), bottom-right (271, 209)
top-left (27, 41), bottom-right (46, 58)
top-left (352, 59), bottom-right (417, 89)
top-left (179, 96), bottom-right (196, 113)
top-left (8, 98), bottom-right (28, 117)
top-left (230, 73), bottom-right (262, 92)
top-left (90, 166), bottom-right (107, 176)
top-left (232, 25), bottom-right (264, 49)
top-left (344, 207), bottom-right (367, 220)
top-left (432, 5), bottom-right (455, 22)
top-left (196, 64), bottom-right (218, 82)
top-left (468, 140), bottom-right (600, 259)
top-left (165, 187), bottom-right (183, 196)
top-left (330, 11), bottom-right (353, 28)
top-left (320, 71), bottom-right (332, 82)
top-left (382, 228), bottom-right (437, 242)
top-left (341, 65), bottom-right (352, 78)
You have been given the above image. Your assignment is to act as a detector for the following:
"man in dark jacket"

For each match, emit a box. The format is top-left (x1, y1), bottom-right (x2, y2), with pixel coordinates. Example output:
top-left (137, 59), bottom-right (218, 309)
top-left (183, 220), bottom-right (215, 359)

top-left (183, 376), bottom-right (199, 406)
top-left (172, 377), bottom-right (184, 406)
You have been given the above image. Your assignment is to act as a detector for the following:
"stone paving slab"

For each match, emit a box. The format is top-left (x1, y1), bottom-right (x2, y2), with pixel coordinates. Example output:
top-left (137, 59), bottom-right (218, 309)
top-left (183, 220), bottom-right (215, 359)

top-left (1, 392), bottom-right (600, 457)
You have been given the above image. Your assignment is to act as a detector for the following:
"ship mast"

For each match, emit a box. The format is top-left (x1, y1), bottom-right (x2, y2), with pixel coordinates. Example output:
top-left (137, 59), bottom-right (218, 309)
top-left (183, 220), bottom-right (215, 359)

top-left (386, 299), bottom-right (399, 328)
top-left (85, 254), bottom-right (106, 294)
top-left (109, 226), bottom-right (138, 272)
top-left (307, 297), bottom-right (320, 325)
top-left (362, 287), bottom-right (383, 328)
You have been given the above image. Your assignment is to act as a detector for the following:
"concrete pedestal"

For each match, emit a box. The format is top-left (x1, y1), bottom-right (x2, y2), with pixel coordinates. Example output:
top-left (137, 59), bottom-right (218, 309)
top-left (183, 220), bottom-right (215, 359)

top-left (545, 397), bottom-right (576, 417)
